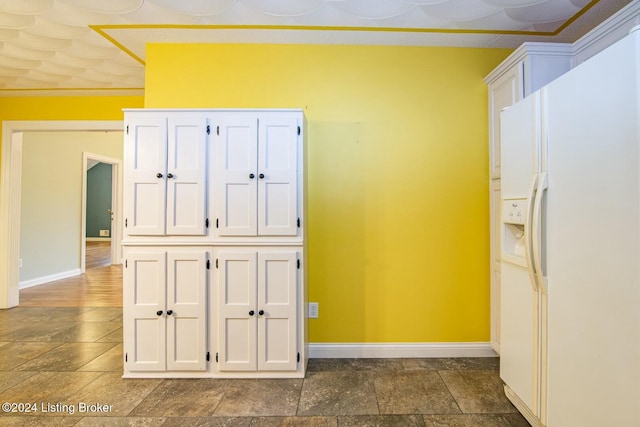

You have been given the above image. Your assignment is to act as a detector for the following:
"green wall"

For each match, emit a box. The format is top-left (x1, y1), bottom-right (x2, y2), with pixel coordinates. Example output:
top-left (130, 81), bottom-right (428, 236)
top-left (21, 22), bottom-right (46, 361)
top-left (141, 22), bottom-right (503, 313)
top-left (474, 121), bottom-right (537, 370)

top-left (86, 162), bottom-right (113, 238)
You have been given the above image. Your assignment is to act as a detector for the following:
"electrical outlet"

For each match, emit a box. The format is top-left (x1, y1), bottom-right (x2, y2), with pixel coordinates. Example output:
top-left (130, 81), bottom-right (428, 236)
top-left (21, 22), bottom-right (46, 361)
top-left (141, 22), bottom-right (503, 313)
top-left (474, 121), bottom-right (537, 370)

top-left (19, 258), bottom-right (23, 268)
top-left (308, 302), bottom-right (319, 319)
top-left (99, 229), bottom-right (110, 237)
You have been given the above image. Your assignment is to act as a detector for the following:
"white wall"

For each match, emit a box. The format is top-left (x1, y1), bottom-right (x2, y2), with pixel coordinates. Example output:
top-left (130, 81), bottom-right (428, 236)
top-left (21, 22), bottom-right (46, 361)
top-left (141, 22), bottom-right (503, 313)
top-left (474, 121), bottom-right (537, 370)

top-left (19, 131), bottom-right (123, 286)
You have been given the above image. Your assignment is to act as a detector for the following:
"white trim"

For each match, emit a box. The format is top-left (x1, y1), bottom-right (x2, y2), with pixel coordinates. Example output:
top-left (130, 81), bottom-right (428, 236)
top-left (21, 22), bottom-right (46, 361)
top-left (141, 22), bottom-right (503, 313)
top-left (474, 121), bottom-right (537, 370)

top-left (19, 268), bottom-right (81, 290)
top-left (0, 120), bottom-right (123, 309)
top-left (308, 342), bottom-right (497, 359)
top-left (86, 237), bottom-right (112, 242)
top-left (572, 0), bottom-right (640, 65)
top-left (483, 43), bottom-right (573, 85)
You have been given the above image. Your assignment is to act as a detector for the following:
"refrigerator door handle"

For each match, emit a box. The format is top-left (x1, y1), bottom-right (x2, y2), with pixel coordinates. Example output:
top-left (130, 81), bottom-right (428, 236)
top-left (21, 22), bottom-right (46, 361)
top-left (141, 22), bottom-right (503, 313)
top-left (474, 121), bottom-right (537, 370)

top-left (532, 172), bottom-right (548, 294)
top-left (525, 173), bottom-right (539, 293)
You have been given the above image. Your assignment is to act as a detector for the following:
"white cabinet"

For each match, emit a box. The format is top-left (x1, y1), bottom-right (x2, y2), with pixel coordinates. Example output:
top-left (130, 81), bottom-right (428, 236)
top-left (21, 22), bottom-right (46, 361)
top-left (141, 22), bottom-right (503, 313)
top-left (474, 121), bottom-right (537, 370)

top-left (484, 44), bottom-right (572, 353)
top-left (213, 116), bottom-right (301, 237)
top-left (123, 247), bottom-right (208, 375)
top-left (485, 43), bottom-right (573, 181)
top-left (124, 115), bottom-right (208, 236)
top-left (122, 109), bottom-right (307, 379)
top-left (215, 248), bottom-right (300, 373)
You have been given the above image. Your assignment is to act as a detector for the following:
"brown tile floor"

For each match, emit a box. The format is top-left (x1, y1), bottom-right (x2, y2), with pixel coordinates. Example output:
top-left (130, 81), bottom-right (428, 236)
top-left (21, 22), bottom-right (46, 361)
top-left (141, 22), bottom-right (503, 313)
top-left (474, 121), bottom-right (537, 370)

top-left (0, 305), bottom-right (528, 426)
top-left (2, 245), bottom-right (528, 425)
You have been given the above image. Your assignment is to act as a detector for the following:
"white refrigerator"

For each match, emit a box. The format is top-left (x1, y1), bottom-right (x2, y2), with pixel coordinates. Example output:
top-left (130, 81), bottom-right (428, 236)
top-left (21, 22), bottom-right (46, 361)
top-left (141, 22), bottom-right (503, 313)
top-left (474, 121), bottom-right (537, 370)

top-left (499, 27), bottom-right (640, 427)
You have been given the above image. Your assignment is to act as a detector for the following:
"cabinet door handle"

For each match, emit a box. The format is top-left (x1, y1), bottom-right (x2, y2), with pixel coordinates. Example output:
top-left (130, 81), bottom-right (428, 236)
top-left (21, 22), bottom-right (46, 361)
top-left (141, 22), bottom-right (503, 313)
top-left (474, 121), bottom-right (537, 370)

top-left (259, 173), bottom-right (265, 179)
top-left (249, 173), bottom-right (255, 179)
top-left (166, 173), bottom-right (174, 179)
top-left (258, 310), bottom-right (264, 316)
top-left (249, 310), bottom-right (255, 316)
top-left (156, 310), bottom-right (163, 316)
top-left (156, 173), bottom-right (163, 178)
top-left (166, 310), bottom-right (173, 315)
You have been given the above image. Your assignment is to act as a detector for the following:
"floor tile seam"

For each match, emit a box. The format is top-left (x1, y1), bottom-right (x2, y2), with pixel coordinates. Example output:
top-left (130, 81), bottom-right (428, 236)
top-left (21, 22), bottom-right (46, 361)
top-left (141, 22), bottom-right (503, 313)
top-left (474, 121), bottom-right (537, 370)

top-left (72, 342), bottom-right (122, 372)
top-left (122, 378), bottom-right (169, 418)
top-left (5, 341), bottom-right (67, 371)
top-left (294, 375), bottom-right (306, 416)
top-left (435, 369), bottom-right (463, 415)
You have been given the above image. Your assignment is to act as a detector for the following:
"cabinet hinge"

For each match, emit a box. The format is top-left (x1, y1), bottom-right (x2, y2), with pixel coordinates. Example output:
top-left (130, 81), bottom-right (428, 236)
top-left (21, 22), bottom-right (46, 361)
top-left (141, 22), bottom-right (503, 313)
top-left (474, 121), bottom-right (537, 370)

top-left (297, 218), bottom-right (300, 228)
top-left (216, 126), bottom-right (220, 136)
top-left (125, 353), bottom-right (128, 362)
top-left (206, 125), bottom-right (210, 135)
top-left (126, 125), bottom-right (129, 135)
top-left (297, 259), bottom-right (300, 269)
top-left (216, 218), bottom-right (219, 228)
top-left (216, 259), bottom-right (219, 269)
top-left (125, 218), bottom-right (127, 228)
top-left (125, 259), bottom-right (128, 268)
top-left (206, 260), bottom-right (210, 270)
top-left (216, 352), bottom-right (219, 362)
top-left (206, 352), bottom-right (210, 361)
top-left (297, 126), bottom-right (300, 136)
top-left (205, 218), bottom-right (209, 228)
top-left (297, 352), bottom-right (300, 363)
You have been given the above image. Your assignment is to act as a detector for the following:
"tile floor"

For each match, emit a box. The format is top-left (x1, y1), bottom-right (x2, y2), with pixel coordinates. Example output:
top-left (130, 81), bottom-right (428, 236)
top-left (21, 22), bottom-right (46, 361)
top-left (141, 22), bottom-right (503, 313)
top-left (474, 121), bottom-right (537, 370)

top-left (0, 306), bottom-right (529, 426)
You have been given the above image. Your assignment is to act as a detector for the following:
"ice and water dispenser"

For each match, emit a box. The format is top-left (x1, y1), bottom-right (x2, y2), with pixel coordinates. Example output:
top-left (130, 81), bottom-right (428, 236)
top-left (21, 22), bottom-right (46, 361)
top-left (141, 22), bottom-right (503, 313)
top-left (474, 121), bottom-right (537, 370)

top-left (502, 198), bottom-right (527, 266)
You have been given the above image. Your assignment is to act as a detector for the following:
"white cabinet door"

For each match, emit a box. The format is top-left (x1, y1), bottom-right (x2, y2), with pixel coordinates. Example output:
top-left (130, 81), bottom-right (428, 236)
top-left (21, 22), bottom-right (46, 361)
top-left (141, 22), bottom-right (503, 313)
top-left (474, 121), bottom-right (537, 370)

top-left (166, 117), bottom-right (208, 235)
top-left (258, 118), bottom-right (299, 236)
top-left (217, 249), bottom-right (299, 372)
top-left (258, 251), bottom-right (298, 371)
top-left (218, 251), bottom-right (258, 371)
top-left (124, 250), bottom-right (167, 371)
top-left (215, 116), bottom-right (300, 237)
top-left (125, 115), bottom-right (208, 236)
top-left (124, 248), bottom-right (208, 372)
top-left (166, 250), bottom-right (208, 371)
top-left (488, 64), bottom-right (523, 179)
top-left (215, 118), bottom-right (259, 236)
top-left (125, 118), bottom-right (168, 235)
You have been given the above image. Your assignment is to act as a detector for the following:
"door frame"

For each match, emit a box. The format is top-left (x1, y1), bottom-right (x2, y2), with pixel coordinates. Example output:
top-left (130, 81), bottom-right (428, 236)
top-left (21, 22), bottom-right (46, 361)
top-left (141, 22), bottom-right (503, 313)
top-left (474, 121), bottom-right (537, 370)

top-left (0, 120), bottom-right (123, 308)
top-left (81, 152), bottom-right (122, 273)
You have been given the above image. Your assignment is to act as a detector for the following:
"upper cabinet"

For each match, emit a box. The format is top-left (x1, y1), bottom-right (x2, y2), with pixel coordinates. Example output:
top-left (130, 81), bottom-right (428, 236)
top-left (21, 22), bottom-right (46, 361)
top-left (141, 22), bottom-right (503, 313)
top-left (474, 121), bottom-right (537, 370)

top-left (124, 115), bottom-right (208, 236)
top-left (484, 43), bottom-right (572, 354)
top-left (213, 114), bottom-right (302, 238)
top-left (484, 43), bottom-right (573, 180)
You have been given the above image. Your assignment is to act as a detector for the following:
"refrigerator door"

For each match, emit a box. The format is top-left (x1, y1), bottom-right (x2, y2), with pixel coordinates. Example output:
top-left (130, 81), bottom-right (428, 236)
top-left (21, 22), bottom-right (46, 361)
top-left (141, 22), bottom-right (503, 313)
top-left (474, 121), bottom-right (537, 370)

top-left (545, 30), bottom-right (640, 426)
top-left (499, 93), bottom-right (543, 423)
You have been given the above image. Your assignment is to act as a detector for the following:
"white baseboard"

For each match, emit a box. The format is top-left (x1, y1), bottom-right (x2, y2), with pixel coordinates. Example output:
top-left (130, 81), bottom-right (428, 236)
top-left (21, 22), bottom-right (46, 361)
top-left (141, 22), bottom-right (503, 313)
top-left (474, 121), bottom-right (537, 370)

top-left (86, 237), bottom-right (111, 242)
top-left (308, 342), bottom-right (497, 359)
top-left (19, 268), bottom-right (81, 289)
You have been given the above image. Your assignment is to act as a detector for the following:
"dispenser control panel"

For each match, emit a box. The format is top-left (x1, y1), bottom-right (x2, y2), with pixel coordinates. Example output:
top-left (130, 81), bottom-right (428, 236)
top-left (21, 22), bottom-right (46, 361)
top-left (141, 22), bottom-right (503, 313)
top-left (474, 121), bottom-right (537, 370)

top-left (503, 199), bottom-right (527, 225)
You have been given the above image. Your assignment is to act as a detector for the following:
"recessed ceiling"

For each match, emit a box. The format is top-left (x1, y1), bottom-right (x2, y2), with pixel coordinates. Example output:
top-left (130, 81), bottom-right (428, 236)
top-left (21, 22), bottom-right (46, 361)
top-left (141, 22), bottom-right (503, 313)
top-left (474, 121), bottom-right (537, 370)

top-left (0, 0), bottom-right (633, 96)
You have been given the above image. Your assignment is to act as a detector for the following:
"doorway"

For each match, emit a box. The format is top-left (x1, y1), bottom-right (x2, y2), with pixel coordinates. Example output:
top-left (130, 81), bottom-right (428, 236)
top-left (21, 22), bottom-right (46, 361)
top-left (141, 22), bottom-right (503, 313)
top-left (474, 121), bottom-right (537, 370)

top-left (0, 121), bottom-right (123, 308)
top-left (82, 153), bottom-right (122, 273)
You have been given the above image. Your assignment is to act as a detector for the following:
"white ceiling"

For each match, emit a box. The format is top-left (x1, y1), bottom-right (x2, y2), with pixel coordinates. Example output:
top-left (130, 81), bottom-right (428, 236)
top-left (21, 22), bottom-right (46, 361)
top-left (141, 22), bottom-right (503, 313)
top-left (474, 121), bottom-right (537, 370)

top-left (0, 0), bottom-right (633, 96)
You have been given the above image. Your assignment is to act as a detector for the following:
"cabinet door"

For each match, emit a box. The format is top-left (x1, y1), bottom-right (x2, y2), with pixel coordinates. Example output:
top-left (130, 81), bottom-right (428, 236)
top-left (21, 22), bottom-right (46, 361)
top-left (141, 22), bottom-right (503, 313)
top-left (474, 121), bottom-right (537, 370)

top-left (258, 252), bottom-right (298, 371)
top-left (488, 64), bottom-right (523, 179)
top-left (166, 117), bottom-right (208, 235)
top-left (124, 118), bottom-right (168, 235)
top-left (166, 250), bottom-right (208, 371)
top-left (218, 251), bottom-right (258, 371)
top-left (258, 118), bottom-right (299, 236)
top-left (124, 249), bottom-right (167, 371)
top-left (215, 118), bottom-right (258, 236)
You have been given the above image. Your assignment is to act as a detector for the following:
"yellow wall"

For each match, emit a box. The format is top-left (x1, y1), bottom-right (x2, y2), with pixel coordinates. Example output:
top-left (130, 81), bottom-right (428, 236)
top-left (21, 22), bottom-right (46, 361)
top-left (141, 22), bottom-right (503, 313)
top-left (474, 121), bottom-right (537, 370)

top-left (147, 43), bottom-right (510, 343)
top-left (0, 95), bottom-right (142, 165)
